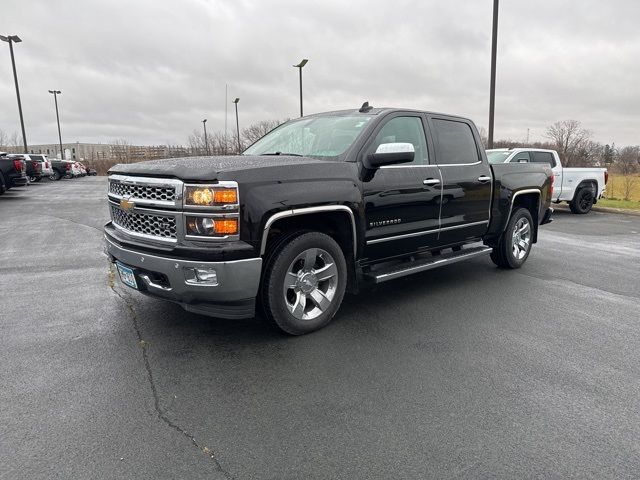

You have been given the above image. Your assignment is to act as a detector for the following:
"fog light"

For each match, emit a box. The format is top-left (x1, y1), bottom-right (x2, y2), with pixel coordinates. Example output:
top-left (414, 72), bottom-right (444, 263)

top-left (185, 267), bottom-right (218, 285)
top-left (195, 268), bottom-right (218, 283)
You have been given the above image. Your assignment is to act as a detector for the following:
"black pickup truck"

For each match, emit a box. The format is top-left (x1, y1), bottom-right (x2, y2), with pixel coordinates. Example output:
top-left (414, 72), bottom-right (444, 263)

top-left (0, 152), bottom-right (28, 194)
top-left (105, 105), bottom-right (553, 334)
top-left (50, 159), bottom-right (72, 180)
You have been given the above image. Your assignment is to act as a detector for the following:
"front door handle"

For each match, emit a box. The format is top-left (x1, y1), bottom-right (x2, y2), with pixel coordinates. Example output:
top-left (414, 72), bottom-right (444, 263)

top-left (478, 175), bottom-right (491, 183)
top-left (423, 178), bottom-right (440, 186)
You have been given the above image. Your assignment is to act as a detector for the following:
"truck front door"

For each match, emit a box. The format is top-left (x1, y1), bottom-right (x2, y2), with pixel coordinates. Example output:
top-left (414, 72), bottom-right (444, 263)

top-left (361, 114), bottom-right (442, 260)
top-left (428, 116), bottom-right (492, 246)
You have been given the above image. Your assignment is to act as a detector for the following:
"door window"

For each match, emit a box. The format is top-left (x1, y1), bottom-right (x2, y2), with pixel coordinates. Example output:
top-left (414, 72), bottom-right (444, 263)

top-left (532, 151), bottom-right (556, 167)
top-left (432, 119), bottom-right (479, 165)
top-left (369, 116), bottom-right (429, 165)
top-left (511, 151), bottom-right (531, 163)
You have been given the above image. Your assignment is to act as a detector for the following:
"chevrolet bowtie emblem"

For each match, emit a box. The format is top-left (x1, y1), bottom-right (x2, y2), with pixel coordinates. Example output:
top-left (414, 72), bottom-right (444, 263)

top-left (120, 197), bottom-right (135, 211)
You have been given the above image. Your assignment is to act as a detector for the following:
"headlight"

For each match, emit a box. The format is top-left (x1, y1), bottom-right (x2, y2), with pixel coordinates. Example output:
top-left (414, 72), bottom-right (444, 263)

top-left (185, 186), bottom-right (238, 206)
top-left (186, 216), bottom-right (238, 237)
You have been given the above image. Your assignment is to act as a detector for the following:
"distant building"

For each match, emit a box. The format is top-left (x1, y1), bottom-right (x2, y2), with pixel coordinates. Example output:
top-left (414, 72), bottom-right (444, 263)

top-left (23, 142), bottom-right (188, 162)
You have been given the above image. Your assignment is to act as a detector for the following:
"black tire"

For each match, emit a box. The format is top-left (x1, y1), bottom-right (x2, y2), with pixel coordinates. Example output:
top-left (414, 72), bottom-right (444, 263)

top-left (28, 175), bottom-right (37, 183)
top-left (569, 187), bottom-right (594, 214)
top-left (491, 207), bottom-right (534, 269)
top-left (50, 170), bottom-right (61, 181)
top-left (0, 172), bottom-right (6, 195)
top-left (34, 177), bottom-right (42, 182)
top-left (262, 231), bottom-right (347, 335)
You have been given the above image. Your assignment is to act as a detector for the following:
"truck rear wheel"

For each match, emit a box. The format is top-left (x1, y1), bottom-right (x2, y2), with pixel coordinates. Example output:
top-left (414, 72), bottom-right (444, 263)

top-left (491, 207), bottom-right (533, 269)
top-left (50, 171), bottom-right (61, 181)
top-left (262, 231), bottom-right (347, 335)
top-left (569, 187), bottom-right (594, 214)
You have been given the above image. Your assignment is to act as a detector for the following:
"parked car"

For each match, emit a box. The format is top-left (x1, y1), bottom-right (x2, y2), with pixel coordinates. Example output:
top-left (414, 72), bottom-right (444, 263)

top-left (486, 148), bottom-right (608, 214)
top-left (27, 154), bottom-right (54, 179)
top-left (0, 151), bottom-right (28, 194)
top-left (8, 154), bottom-right (41, 183)
top-left (104, 105), bottom-right (554, 335)
top-left (50, 159), bottom-right (73, 180)
top-left (70, 162), bottom-right (83, 178)
top-left (86, 167), bottom-right (98, 176)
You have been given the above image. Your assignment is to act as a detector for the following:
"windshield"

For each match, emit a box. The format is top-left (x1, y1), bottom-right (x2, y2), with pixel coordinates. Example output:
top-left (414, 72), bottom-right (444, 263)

top-left (243, 115), bottom-right (372, 158)
top-left (486, 151), bottom-right (511, 164)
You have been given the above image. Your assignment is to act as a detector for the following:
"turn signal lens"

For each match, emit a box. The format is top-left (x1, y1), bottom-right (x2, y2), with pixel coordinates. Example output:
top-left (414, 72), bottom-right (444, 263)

top-left (185, 186), bottom-right (238, 206)
top-left (214, 219), bottom-right (238, 234)
top-left (213, 189), bottom-right (238, 204)
top-left (185, 216), bottom-right (238, 237)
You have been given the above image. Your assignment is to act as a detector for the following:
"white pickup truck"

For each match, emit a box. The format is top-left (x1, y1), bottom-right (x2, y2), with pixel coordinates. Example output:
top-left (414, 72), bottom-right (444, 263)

top-left (487, 148), bottom-right (608, 214)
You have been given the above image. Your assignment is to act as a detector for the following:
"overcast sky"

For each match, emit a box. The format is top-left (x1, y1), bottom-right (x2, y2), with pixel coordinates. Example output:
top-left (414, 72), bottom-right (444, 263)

top-left (1, 0), bottom-right (639, 147)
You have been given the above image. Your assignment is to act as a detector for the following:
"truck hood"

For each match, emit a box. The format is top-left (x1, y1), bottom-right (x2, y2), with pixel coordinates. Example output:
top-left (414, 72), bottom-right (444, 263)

top-left (108, 155), bottom-right (339, 182)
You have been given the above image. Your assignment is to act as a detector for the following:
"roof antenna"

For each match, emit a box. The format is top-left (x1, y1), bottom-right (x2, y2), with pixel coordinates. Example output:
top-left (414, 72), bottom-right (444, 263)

top-left (359, 101), bottom-right (373, 113)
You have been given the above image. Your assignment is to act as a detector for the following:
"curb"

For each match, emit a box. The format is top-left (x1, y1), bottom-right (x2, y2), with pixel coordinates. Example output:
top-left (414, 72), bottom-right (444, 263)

top-left (554, 204), bottom-right (640, 217)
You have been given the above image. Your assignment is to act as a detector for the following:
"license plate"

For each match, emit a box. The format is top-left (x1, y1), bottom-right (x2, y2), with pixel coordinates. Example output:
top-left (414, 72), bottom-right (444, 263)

top-left (116, 262), bottom-right (138, 290)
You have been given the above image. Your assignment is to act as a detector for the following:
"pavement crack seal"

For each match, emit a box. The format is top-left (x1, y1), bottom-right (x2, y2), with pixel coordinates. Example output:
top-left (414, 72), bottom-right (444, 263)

top-left (108, 263), bottom-right (235, 479)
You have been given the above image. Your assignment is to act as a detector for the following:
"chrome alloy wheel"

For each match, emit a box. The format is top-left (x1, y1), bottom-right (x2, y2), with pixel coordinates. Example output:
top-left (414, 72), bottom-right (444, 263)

top-left (283, 247), bottom-right (338, 321)
top-left (512, 217), bottom-right (531, 260)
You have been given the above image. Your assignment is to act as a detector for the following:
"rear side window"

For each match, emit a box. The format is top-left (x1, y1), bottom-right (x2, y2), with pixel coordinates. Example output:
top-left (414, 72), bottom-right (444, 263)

top-left (532, 151), bottom-right (556, 167)
top-left (432, 119), bottom-right (479, 165)
top-left (511, 151), bottom-right (530, 163)
top-left (31, 155), bottom-right (43, 161)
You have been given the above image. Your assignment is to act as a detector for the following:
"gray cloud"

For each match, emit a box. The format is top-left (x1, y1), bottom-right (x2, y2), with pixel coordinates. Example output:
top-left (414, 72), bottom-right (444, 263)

top-left (1, 0), bottom-right (639, 146)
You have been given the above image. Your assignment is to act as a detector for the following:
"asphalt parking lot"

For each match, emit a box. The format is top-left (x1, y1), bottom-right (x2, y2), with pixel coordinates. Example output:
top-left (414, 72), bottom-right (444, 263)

top-left (2, 177), bottom-right (639, 479)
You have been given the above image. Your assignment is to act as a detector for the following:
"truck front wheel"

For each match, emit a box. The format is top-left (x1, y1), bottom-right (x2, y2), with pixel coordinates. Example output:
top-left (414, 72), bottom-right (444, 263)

top-left (491, 207), bottom-right (533, 269)
top-left (262, 231), bottom-right (347, 335)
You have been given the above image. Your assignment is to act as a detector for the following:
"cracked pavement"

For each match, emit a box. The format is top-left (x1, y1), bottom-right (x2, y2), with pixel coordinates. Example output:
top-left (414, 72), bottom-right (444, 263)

top-left (2, 177), bottom-right (640, 479)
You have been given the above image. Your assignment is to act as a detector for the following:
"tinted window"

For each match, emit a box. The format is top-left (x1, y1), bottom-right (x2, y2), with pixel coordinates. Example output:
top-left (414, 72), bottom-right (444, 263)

top-left (370, 116), bottom-right (429, 165)
top-left (511, 151), bottom-right (530, 163)
top-left (532, 151), bottom-right (556, 167)
top-left (432, 119), bottom-right (479, 165)
top-left (30, 155), bottom-right (44, 161)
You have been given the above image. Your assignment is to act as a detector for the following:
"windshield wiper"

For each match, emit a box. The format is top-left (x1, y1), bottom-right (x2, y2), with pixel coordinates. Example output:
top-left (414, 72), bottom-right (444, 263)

top-left (260, 152), bottom-right (304, 157)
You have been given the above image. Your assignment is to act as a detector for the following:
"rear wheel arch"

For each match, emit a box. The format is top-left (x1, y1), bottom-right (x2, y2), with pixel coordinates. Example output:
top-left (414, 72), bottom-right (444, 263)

top-left (573, 179), bottom-right (597, 199)
top-left (508, 190), bottom-right (540, 243)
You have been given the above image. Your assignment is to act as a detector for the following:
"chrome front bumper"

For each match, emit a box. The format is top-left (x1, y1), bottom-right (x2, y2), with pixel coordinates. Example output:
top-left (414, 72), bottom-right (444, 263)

top-left (105, 235), bottom-right (262, 319)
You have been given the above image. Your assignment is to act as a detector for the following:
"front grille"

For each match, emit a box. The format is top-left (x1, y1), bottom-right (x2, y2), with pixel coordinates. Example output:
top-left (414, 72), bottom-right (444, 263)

top-left (110, 204), bottom-right (177, 240)
top-left (109, 181), bottom-right (176, 202)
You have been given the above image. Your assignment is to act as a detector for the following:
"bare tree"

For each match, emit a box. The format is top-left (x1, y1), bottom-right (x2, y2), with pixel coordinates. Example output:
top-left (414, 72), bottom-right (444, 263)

top-left (544, 120), bottom-right (594, 167)
top-left (616, 146), bottom-right (640, 200)
top-left (242, 119), bottom-right (283, 146)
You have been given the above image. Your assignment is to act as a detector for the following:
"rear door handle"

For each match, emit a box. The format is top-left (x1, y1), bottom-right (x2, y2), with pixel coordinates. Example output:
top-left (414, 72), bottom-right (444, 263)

top-left (423, 178), bottom-right (440, 186)
top-left (478, 175), bottom-right (491, 183)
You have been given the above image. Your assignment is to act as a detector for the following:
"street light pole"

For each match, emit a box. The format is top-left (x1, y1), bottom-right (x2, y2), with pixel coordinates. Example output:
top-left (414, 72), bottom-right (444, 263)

top-left (233, 98), bottom-right (241, 154)
top-left (1, 34), bottom-right (28, 153)
top-left (487, 0), bottom-right (499, 149)
top-left (293, 59), bottom-right (308, 117)
top-left (202, 119), bottom-right (210, 156)
top-left (48, 90), bottom-right (63, 159)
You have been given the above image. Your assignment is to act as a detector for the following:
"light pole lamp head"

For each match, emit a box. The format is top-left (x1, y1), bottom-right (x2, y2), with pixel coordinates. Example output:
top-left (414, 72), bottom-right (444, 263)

top-left (233, 98), bottom-right (240, 104)
top-left (202, 119), bottom-right (207, 124)
top-left (294, 59), bottom-right (308, 68)
top-left (1, 35), bottom-right (22, 43)
top-left (48, 90), bottom-right (61, 94)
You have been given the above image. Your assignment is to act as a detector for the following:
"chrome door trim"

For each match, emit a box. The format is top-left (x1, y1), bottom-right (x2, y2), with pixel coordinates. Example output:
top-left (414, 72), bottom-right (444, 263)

top-left (366, 220), bottom-right (489, 245)
top-left (260, 205), bottom-right (357, 256)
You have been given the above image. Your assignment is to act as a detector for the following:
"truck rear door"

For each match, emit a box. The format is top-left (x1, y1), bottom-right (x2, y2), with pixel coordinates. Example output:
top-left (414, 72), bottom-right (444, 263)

top-left (428, 116), bottom-right (492, 246)
top-left (529, 151), bottom-right (562, 200)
